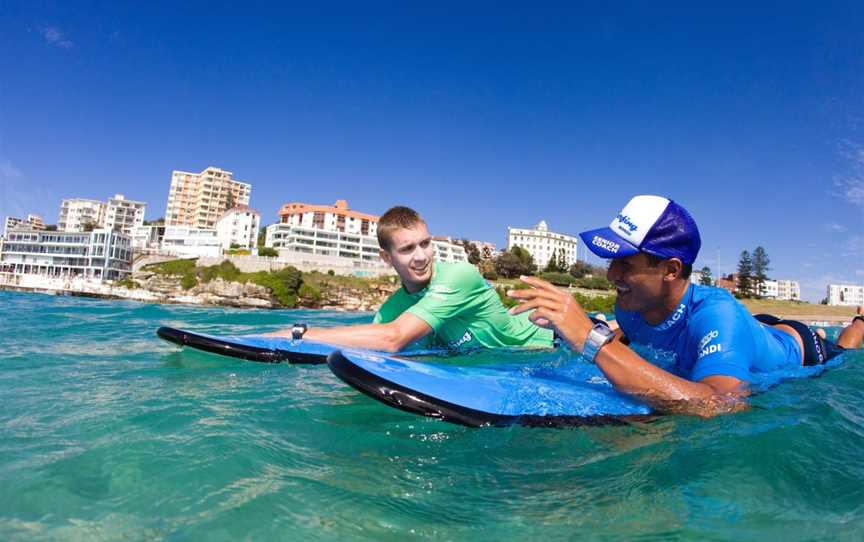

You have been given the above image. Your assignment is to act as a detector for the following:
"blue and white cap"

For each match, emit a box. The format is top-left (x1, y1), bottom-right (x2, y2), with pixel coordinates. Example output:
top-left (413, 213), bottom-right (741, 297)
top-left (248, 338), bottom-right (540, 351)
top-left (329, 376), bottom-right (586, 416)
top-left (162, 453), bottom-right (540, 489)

top-left (579, 195), bottom-right (701, 264)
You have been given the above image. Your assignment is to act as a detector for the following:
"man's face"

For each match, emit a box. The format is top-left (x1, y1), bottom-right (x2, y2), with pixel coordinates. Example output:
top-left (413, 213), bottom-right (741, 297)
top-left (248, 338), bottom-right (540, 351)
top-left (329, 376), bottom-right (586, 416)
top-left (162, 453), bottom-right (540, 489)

top-left (606, 253), bottom-right (669, 314)
top-left (380, 224), bottom-right (434, 291)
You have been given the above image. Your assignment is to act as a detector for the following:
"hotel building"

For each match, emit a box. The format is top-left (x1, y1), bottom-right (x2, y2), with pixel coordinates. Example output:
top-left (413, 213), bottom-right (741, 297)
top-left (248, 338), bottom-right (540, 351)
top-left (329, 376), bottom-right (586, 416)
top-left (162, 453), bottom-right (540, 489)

top-left (507, 221), bottom-right (579, 269)
top-left (0, 228), bottom-right (132, 280)
top-left (165, 167), bottom-right (251, 229)
top-left (161, 226), bottom-right (221, 258)
top-left (827, 284), bottom-right (864, 306)
top-left (104, 194), bottom-right (147, 234)
top-left (58, 195), bottom-right (146, 234)
top-left (4, 214), bottom-right (45, 236)
top-left (58, 198), bottom-right (106, 232)
top-left (266, 199), bottom-right (467, 266)
top-left (216, 206), bottom-right (261, 251)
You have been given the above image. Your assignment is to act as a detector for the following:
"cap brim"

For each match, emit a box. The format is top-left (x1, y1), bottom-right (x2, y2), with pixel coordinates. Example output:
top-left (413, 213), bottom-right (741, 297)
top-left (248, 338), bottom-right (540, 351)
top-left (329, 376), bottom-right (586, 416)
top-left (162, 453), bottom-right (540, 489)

top-left (579, 227), bottom-right (640, 259)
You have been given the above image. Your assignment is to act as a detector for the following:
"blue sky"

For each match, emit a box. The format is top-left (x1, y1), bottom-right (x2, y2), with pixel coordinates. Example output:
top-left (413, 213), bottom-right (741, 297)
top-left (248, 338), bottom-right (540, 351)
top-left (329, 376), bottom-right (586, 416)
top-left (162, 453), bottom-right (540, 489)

top-left (2, 2), bottom-right (863, 301)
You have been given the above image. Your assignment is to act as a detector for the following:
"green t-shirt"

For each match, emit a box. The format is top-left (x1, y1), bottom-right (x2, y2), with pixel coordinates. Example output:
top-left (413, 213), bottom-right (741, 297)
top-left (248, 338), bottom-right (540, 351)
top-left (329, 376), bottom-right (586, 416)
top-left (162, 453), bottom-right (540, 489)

top-left (373, 261), bottom-right (554, 350)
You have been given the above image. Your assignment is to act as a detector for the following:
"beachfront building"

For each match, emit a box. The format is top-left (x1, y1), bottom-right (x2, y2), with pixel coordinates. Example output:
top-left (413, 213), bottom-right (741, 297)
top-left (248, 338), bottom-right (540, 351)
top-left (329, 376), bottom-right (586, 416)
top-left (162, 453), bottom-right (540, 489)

top-left (161, 226), bottom-right (221, 258)
top-left (216, 206), bottom-right (261, 252)
top-left (267, 200), bottom-right (468, 269)
top-left (775, 279), bottom-right (801, 301)
top-left (432, 237), bottom-right (469, 263)
top-left (104, 194), bottom-right (147, 234)
top-left (165, 167), bottom-right (251, 229)
top-left (58, 198), bottom-right (106, 232)
top-left (277, 199), bottom-right (378, 236)
top-left (130, 225), bottom-right (166, 252)
top-left (827, 284), bottom-right (864, 306)
top-left (507, 221), bottom-right (579, 269)
top-left (0, 228), bottom-right (132, 280)
top-left (4, 214), bottom-right (45, 236)
top-left (265, 223), bottom-right (383, 265)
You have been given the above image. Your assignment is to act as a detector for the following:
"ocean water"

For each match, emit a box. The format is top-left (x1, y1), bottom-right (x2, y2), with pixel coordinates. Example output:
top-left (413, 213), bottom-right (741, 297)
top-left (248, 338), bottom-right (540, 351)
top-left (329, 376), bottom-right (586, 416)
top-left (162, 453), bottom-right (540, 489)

top-left (1, 290), bottom-right (863, 541)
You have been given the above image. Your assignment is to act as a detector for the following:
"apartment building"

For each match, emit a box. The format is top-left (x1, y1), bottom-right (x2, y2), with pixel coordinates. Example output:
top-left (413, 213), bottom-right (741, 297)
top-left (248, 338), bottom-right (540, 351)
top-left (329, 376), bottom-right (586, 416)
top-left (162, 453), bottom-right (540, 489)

top-left (161, 226), bottom-right (221, 258)
top-left (104, 194), bottom-right (147, 234)
top-left (165, 167), bottom-right (251, 228)
top-left (507, 221), bottom-right (579, 269)
top-left (216, 206), bottom-right (261, 251)
top-left (4, 214), bottom-right (45, 236)
top-left (0, 229), bottom-right (132, 280)
top-left (58, 198), bottom-right (105, 232)
top-left (828, 284), bottom-right (864, 306)
top-left (267, 199), bottom-right (467, 267)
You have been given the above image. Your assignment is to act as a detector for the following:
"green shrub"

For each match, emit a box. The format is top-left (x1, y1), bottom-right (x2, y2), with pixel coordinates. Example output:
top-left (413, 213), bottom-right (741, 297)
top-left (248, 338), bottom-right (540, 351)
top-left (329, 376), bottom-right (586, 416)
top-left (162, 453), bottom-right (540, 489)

top-left (115, 278), bottom-right (138, 289)
top-left (483, 270), bottom-right (498, 280)
top-left (275, 266), bottom-right (303, 292)
top-left (145, 259), bottom-right (197, 275)
top-left (539, 272), bottom-right (576, 286)
top-left (180, 272), bottom-right (198, 290)
top-left (258, 247), bottom-right (278, 257)
top-left (299, 283), bottom-right (322, 305)
top-left (200, 260), bottom-right (242, 283)
top-left (249, 271), bottom-right (298, 307)
top-left (573, 292), bottom-right (616, 313)
top-left (574, 276), bottom-right (613, 290)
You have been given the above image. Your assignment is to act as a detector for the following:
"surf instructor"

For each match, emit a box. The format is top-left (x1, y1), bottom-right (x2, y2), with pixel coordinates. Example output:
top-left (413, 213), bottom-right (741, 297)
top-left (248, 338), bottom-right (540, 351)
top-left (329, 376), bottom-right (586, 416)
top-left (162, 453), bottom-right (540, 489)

top-left (509, 195), bottom-right (864, 417)
top-left (266, 206), bottom-right (554, 352)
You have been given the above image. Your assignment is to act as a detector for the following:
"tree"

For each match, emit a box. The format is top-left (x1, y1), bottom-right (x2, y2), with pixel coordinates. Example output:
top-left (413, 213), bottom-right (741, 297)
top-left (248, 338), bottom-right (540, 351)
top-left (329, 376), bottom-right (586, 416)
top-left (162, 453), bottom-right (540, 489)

top-left (257, 226), bottom-right (267, 247)
top-left (568, 260), bottom-right (594, 279)
top-left (144, 217), bottom-right (165, 226)
top-left (258, 247), bottom-right (278, 257)
top-left (509, 246), bottom-right (536, 274)
top-left (544, 249), bottom-right (561, 273)
top-left (494, 250), bottom-right (534, 278)
top-left (699, 265), bottom-right (713, 286)
top-left (459, 239), bottom-right (481, 265)
top-left (752, 246), bottom-right (770, 298)
top-left (736, 250), bottom-right (753, 297)
top-left (557, 249), bottom-right (567, 273)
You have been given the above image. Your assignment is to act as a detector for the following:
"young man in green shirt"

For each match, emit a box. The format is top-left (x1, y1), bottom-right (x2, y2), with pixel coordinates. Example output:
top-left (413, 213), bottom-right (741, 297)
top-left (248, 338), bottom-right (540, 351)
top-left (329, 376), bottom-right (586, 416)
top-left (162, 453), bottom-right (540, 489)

top-left (268, 206), bottom-right (553, 352)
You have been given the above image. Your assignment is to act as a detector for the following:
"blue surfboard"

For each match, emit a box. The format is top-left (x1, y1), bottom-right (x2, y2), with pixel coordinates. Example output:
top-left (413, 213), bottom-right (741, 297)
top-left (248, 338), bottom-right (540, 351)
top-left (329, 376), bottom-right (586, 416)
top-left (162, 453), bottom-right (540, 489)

top-left (328, 349), bottom-right (850, 427)
top-left (328, 349), bottom-right (654, 426)
top-left (156, 326), bottom-right (449, 364)
top-left (157, 326), bottom-right (339, 364)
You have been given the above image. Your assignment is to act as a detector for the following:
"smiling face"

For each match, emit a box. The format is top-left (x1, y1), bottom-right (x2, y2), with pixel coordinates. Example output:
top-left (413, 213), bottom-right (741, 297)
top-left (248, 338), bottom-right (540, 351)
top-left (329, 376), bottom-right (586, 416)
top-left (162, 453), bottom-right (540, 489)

top-left (380, 223), bottom-right (435, 293)
top-left (606, 252), bottom-right (686, 324)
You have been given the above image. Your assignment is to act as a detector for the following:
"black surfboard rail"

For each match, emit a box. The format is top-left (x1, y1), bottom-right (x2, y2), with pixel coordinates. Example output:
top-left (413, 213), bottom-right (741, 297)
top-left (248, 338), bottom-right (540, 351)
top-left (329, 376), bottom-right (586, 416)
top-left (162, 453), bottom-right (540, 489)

top-left (327, 351), bottom-right (640, 428)
top-left (156, 326), bottom-right (327, 364)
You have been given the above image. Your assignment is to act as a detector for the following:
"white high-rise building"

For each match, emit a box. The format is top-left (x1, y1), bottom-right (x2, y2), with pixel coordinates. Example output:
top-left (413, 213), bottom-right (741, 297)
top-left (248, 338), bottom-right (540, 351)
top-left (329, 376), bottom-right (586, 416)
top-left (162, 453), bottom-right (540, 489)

top-left (828, 284), bottom-right (864, 306)
top-left (58, 198), bottom-right (106, 232)
top-left (216, 206), bottom-right (261, 252)
top-left (775, 279), bottom-right (800, 301)
top-left (165, 167), bottom-right (251, 229)
top-left (104, 194), bottom-right (147, 234)
top-left (507, 221), bottom-right (579, 270)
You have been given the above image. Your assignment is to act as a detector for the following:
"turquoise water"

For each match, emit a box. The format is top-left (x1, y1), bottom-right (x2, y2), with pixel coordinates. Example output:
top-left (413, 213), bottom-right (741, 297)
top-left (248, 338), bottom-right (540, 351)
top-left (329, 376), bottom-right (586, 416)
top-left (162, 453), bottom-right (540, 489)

top-left (2, 290), bottom-right (863, 541)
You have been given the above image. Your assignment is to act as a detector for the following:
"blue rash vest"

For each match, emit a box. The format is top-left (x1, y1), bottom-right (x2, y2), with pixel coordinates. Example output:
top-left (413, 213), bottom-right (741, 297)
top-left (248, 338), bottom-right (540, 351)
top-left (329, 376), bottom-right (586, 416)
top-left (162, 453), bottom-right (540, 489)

top-left (614, 284), bottom-right (802, 382)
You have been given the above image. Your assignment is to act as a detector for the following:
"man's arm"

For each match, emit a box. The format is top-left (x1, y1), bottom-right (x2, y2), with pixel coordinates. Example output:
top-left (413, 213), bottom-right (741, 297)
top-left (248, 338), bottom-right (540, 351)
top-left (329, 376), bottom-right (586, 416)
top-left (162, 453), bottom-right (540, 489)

top-left (264, 312), bottom-right (433, 352)
top-left (509, 276), bottom-right (747, 417)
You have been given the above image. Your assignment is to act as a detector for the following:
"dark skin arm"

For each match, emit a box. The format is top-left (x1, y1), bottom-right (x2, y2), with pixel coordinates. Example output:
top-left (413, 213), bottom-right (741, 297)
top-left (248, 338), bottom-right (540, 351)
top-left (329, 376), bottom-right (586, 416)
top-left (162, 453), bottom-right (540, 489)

top-left (263, 312), bottom-right (433, 353)
top-left (508, 276), bottom-right (747, 417)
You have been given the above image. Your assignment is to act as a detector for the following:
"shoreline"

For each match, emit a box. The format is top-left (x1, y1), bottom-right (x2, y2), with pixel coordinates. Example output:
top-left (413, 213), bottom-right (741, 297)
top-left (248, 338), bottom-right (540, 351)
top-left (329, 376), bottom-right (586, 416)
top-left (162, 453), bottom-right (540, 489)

top-left (1, 278), bottom-right (856, 326)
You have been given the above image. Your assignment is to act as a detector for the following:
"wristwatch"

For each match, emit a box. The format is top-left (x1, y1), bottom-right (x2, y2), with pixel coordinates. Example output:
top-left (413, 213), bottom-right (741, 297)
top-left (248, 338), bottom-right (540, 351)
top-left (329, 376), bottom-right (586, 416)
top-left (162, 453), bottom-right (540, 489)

top-left (291, 323), bottom-right (308, 341)
top-left (582, 323), bottom-right (615, 363)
